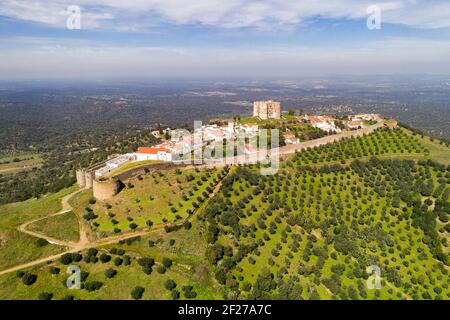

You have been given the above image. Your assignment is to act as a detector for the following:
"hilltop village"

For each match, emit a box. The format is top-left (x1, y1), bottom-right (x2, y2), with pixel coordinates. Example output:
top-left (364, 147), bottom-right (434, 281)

top-left (76, 100), bottom-right (382, 199)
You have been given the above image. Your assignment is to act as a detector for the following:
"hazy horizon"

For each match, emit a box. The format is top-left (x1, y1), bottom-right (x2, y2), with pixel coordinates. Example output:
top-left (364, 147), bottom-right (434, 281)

top-left (1, 0), bottom-right (450, 79)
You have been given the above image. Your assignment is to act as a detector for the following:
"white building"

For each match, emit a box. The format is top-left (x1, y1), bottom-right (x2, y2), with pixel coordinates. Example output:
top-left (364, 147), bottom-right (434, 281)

top-left (136, 147), bottom-right (173, 162)
top-left (345, 120), bottom-right (363, 129)
top-left (95, 153), bottom-right (136, 178)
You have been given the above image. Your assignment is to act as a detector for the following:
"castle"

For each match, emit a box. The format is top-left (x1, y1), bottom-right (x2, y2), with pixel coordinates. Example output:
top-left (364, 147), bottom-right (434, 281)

top-left (253, 100), bottom-right (281, 119)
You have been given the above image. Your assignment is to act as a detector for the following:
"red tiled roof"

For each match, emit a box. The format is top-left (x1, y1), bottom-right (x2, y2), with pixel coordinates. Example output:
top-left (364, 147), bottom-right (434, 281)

top-left (137, 147), bottom-right (171, 154)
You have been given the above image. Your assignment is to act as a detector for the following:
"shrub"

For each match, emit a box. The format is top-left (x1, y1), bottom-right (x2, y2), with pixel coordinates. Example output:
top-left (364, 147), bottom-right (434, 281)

top-left (123, 256), bottom-right (131, 266)
top-left (143, 265), bottom-right (153, 275)
top-left (38, 292), bottom-right (53, 300)
top-left (114, 257), bottom-right (123, 266)
top-left (130, 222), bottom-right (138, 230)
top-left (87, 248), bottom-right (98, 256)
top-left (16, 271), bottom-right (25, 278)
top-left (182, 285), bottom-right (197, 299)
top-left (138, 257), bottom-right (155, 268)
top-left (99, 253), bottom-right (111, 263)
top-left (71, 253), bottom-right (82, 262)
top-left (49, 267), bottom-right (60, 275)
top-left (171, 290), bottom-right (180, 300)
top-left (36, 238), bottom-right (49, 247)
top-left (60, 253), bottom-right (74, 265)
top-left (84, 281), bottom-right (103, 292)
top-left (164, 279), bottom-right (177, 291)
top-left (131, 286), bottom-right (145, 300)
top-left (169, 239), bottom-right (175, 246)
top-left (62, 295), bottom-right (74, 300)
top-left (157, 266), bottom-right (166, 274)
top-left (80, 271), bottom-right (90, 282)
top-left (22, 273), bottom-right (37, 286)
top-left (162, 258), bottom-right (173, 268)
top-left (105, 268), bottom-right (117, 279)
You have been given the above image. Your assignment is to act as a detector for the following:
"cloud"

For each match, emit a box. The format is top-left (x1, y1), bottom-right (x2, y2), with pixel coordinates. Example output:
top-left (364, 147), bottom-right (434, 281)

top-left (1, 36), bottom-right (449, 79)
top-left (1, 0), bottom-right (450, 31)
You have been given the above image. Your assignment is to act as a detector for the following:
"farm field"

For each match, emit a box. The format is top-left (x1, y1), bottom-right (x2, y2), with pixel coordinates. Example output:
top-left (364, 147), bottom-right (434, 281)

top-left (0, 153), bottom-right (42, 175)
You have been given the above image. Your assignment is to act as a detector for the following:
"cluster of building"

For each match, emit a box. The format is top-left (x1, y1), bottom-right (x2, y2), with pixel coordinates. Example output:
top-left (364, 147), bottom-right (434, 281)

top-left (91, 100), bottom-right (377, 178)
top-left (303, 113), bottom-right (377, 132)
top-left (93, 121), bottom-right (262, 178)
top-left (304, 115), bottom-right (342, 132)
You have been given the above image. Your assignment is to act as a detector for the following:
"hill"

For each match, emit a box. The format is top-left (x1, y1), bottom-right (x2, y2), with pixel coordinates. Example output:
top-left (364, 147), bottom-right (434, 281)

top-left (0, 125), bottom-right (448, 300)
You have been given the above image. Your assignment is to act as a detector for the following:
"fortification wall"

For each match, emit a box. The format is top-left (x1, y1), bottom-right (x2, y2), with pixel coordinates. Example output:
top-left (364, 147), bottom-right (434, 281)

top-left (85, 171), bottom-right (95, 188)
top-left (115, 162), bottom-right (177, 182)
top-left (93, 179), bottom-right (122, 201)
top-left (385, 119), bottom-right (398, 129)
top-left (76, 170), bottom-right (86, 188)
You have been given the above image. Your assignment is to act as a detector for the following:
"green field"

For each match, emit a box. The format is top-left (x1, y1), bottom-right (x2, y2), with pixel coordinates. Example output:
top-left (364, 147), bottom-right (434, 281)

top-left (27, 211), bottom-right (80, 242)
top-left (0, 186), bottom-right (77, 270)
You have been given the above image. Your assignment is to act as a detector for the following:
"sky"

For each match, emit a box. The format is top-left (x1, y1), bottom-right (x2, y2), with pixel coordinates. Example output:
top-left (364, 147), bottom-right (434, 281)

top-left (0, 0), bottom-right (450, 79)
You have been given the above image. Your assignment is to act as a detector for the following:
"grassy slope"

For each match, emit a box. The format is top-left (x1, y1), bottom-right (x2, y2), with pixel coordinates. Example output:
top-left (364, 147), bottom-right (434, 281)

top-left (0, 223), bottom-right (220, 300)
top-left (68, 189), bottom-right (98, 242)
top-left (0, 186), bottom-right (77, 270)
top-left (415, 134), bottom-right (450, 165)
top-left (27, 211), bottom-right (80, 242)
top-left (91, 168), bottom-right (221, 234)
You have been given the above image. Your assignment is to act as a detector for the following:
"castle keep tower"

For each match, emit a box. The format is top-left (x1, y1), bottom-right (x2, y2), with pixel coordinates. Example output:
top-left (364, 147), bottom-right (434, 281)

top-left (253, 100), bottom-right (281, 119)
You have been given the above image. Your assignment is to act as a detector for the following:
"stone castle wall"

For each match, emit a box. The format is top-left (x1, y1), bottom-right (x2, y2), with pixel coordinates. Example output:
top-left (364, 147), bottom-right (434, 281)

top-left (86, 161), bottom-right (178, 201)
top-left (76, 170), bottom-right (86, 188)
top-left (93, 179), bottom-right (122, 201)
top-left (253, 100), bottom-right (281, 119)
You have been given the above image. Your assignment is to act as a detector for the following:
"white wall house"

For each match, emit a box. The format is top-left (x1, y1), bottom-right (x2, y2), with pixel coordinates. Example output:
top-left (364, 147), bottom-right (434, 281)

top-left (136, 147), bottom-right (173, 162)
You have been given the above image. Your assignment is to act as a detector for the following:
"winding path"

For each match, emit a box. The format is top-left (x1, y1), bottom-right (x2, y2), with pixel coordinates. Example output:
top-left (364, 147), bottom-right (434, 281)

top-left (0, 166), bottom-right (230, 277)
